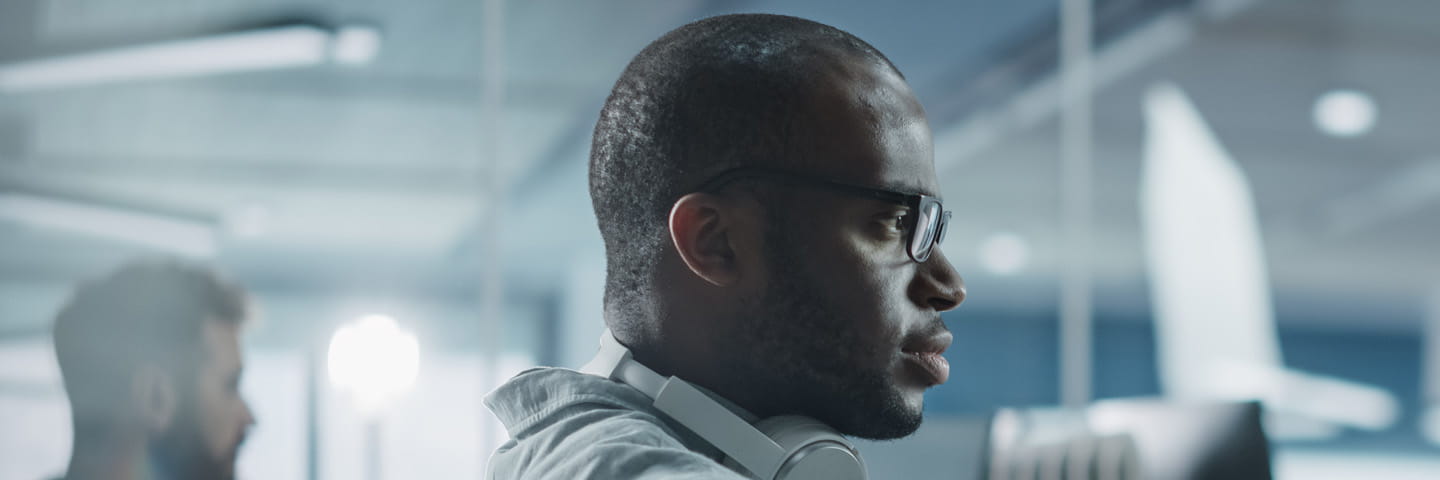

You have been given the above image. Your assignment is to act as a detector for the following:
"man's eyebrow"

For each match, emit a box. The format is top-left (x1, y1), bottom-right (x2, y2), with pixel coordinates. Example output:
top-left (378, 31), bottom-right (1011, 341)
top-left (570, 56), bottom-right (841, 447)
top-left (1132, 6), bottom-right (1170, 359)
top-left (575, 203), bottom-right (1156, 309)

top-left (874, 179), bottom-right (938, 198)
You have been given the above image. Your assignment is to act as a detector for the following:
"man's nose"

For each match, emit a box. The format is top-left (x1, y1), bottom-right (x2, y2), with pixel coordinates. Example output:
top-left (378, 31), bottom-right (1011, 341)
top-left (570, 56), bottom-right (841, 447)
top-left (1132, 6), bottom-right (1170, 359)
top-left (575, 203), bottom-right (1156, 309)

top-left (913, 248), bottom-right (966, 312)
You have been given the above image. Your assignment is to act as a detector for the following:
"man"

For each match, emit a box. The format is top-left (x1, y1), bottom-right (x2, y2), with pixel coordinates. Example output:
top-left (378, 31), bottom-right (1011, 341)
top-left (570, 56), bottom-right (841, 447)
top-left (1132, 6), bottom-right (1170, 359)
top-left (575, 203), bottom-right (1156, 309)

top-left (485, 13), bottom-right (965, 479)
top-left (52, 259), bottom-right (255, 480)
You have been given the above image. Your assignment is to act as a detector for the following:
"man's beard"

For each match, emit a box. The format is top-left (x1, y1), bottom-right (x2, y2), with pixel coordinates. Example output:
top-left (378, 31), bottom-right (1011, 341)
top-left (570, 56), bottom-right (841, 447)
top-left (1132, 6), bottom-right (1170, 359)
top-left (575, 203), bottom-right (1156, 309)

top-left (727, 215), bottom-right (924, 440)
top-left (150, 404), bottom-right (237, 480)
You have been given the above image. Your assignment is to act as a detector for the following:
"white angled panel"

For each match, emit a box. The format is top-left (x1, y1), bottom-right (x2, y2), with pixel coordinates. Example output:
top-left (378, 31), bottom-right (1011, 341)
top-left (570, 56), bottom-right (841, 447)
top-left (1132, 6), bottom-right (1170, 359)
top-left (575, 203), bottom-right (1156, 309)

top-left (1140, 82), bottom-right (1282, 399)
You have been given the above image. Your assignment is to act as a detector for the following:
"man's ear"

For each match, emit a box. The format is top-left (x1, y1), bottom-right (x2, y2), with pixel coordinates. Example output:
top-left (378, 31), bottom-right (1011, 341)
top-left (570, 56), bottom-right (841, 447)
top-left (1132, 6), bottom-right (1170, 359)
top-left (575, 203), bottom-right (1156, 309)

top-left (133, 365), bottom-right (177, 433)
top-left (669, 192), bottom-right (744, 287)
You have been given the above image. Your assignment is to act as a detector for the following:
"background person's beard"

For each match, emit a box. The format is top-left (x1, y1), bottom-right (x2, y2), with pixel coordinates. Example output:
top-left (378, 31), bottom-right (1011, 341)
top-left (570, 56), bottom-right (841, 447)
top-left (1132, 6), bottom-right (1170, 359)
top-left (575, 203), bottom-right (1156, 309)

top-left (726, 215), bottom-right (924, 440)
top-left (150, 404), bottom-right (237, 480)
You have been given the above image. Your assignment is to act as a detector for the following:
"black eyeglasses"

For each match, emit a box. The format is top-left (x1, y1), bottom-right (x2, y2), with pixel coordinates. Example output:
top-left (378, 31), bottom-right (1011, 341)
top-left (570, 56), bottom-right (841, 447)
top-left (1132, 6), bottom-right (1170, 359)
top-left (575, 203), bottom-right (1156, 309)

top-left (696, 167), bottom-right (952, 263)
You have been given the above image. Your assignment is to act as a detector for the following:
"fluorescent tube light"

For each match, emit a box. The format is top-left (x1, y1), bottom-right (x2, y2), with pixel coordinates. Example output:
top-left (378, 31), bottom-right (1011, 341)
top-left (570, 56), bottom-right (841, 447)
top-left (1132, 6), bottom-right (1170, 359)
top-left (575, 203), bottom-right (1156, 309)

top-left (0, 24), bottom-right (380, 92)
top-left (0, 193), bottom-right (216, 256)
top-left (332, 25), bottom-right (382, 66)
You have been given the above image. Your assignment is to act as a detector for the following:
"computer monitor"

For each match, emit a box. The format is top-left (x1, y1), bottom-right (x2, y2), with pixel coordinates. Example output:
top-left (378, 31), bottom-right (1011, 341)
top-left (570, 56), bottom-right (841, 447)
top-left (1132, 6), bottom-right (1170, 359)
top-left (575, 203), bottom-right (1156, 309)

top-left (986, 400), bottom-right (1271, 480)
top-left (1087, 399), bottom-right (1271, 480)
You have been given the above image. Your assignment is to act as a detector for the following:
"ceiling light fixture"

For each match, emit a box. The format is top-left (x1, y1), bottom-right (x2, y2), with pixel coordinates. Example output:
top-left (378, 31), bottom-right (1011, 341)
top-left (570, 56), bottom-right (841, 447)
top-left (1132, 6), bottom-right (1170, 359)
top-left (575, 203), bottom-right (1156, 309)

top-left (979, 232), bottom-right (1030, 275)
top-left (328, 314), bottom-right (420, 415)
top-left (1313, 89), bottom-right (1377, 138)
top-left (0, 24), bottom-right (382, 92)
top-left (332, 25), bottom-right (382, 66)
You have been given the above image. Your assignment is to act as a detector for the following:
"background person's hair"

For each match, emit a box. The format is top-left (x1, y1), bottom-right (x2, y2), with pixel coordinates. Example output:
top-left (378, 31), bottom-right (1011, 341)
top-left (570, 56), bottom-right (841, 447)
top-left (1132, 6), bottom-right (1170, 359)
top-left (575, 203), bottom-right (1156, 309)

top-left (52, 258), bottom-right (250, 430)
top-left (589, 13), bottom-right (900, 337)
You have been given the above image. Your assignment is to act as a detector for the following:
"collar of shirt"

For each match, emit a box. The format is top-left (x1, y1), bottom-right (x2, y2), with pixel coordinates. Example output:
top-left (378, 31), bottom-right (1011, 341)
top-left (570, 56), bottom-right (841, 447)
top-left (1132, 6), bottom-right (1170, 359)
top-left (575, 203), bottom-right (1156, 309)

top-left (485, 367), bottom-right (741, 462)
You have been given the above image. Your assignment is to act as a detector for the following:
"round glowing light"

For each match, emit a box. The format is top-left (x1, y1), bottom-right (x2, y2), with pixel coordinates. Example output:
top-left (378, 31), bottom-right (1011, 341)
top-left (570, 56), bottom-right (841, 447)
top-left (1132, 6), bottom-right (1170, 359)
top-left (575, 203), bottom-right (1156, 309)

top-left (327, 314), bottom-right (419, 414)
top-left (332, 25), bottom-right (381, 65)
top-left (979, 232), bottom-right (1029, 275)
top-left (1313, 89), bottom-right (1377, 138)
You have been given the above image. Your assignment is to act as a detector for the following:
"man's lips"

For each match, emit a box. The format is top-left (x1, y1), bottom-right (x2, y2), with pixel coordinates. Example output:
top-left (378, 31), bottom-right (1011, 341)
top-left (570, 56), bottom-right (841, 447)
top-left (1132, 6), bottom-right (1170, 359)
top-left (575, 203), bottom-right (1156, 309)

top-left (901, 330), bottom-right (953, 386)
top-left (902, 351), bottom-right (950, 385)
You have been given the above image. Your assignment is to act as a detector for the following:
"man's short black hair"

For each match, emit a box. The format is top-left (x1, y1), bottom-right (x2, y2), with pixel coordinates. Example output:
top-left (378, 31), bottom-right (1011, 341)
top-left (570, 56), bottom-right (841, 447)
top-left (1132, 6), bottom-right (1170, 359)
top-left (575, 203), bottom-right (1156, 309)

top-left (589, 13), bottom-right (901, 335)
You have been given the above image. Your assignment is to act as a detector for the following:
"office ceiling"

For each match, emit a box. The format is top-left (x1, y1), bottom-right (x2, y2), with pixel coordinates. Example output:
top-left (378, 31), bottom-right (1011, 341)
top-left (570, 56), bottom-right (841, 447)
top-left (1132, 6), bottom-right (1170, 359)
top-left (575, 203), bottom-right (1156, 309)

top-left (0, 0), bottom-right (1435, 337)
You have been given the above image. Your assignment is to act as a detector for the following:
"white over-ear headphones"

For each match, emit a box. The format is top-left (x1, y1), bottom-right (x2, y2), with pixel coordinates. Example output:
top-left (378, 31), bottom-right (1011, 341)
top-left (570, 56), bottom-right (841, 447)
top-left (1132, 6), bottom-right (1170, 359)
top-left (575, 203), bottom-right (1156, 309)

top-left (581, 330), bottom-right (868, 480)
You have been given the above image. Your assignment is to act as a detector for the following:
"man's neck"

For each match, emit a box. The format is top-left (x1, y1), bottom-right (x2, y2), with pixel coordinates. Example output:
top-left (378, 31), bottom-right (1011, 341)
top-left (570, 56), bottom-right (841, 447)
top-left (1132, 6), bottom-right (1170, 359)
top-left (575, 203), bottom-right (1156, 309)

top-left (618, 294), bottom-right (782, 419)
top-left (638, 332), bottom-right (779, 421)
top-left (64, 432), bottom-right (155, 480)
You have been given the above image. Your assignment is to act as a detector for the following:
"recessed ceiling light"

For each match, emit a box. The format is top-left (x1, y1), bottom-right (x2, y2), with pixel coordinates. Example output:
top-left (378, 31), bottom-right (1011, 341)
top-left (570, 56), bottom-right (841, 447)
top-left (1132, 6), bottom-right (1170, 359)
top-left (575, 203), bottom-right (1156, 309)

top-left (328, 314), bottom-right (420, 415)
top-left (979, 232), bottom-right (1029, 275)
top-left (1313, 89), bottom-right (1377, 138)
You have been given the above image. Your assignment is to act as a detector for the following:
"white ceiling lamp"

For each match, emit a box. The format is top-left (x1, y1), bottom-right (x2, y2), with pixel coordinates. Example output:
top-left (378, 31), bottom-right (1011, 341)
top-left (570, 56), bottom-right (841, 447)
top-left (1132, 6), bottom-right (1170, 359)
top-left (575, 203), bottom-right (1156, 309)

top-left (978, 232), bottom-right (1030, 276)
top-left (0, 24), bottom-right (382, 92)
top-left (327, 314), bottom-right (420, 416)
top-left (0, 192), bottom-right (216, 256)
top-left (1312, 89), bottom-right (1377, 138)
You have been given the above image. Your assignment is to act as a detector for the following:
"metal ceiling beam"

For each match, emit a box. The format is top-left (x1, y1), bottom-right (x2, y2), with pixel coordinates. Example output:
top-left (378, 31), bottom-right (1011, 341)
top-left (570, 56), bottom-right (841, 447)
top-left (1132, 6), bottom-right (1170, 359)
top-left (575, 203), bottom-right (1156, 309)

top-left (1325, 157), bottom-right (1440, 236)
top-left (930, 0), bottom-right (1260, 172)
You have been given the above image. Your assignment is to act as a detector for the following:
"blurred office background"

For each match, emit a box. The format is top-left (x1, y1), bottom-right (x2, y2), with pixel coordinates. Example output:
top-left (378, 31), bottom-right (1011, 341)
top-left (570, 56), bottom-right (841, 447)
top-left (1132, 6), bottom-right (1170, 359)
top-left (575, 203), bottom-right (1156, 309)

top-left (1, 0), bottom-right (1437, 478)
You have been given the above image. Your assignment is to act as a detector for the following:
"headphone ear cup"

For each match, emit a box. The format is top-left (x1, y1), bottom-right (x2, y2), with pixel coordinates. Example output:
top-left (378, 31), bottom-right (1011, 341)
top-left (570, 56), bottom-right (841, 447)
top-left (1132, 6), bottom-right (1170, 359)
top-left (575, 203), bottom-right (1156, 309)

top-left (734, 415), bottom-right (866, 480)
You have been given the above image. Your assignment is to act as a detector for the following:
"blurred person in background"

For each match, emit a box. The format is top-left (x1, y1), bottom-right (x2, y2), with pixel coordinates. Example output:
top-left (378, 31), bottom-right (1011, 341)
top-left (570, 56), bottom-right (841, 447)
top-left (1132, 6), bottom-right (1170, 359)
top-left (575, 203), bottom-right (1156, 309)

top-left (51, 259), bottom-right (255, 480)
top-left (485, 13), bottom-right (965, 479)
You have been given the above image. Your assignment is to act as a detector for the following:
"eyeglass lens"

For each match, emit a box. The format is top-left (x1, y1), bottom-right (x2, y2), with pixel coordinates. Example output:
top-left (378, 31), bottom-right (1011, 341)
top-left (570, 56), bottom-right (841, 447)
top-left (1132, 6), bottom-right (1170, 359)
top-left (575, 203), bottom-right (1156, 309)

top-left (910, 201), bottom-right (942, 262)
